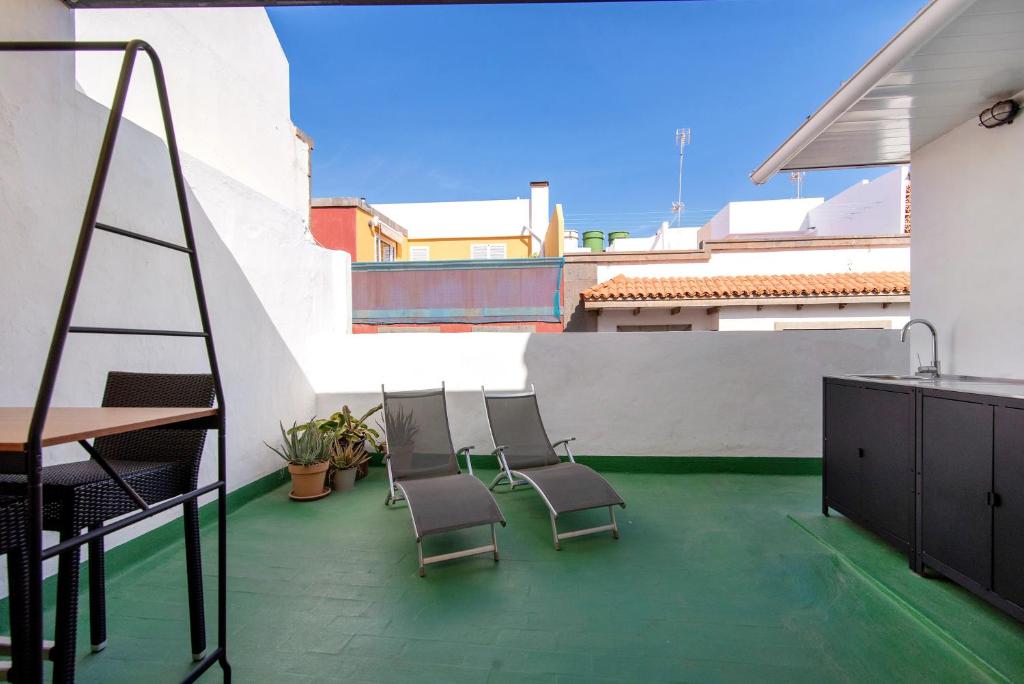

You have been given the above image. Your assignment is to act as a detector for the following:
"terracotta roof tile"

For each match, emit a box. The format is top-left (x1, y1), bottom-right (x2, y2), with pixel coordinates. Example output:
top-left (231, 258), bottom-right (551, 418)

top-left (581, 272), bottom-right (910, 302)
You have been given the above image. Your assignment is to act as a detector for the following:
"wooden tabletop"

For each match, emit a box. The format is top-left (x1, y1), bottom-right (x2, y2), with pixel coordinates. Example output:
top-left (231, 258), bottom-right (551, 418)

top-left (0, 407), bottom-right (219, 452)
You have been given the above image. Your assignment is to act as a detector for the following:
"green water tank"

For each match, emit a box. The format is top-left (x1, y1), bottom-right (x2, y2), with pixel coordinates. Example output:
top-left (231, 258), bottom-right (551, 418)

top-left (607, 230), bottom-right (630, 246)
top-left (582, 230), bottom-right (605, 252)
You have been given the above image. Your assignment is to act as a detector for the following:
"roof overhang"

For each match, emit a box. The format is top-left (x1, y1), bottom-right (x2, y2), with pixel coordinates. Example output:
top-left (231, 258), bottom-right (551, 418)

top-left (751, 0), bottom-right (1024, 183)
top-left (584, 295), bottom-right (910, 311)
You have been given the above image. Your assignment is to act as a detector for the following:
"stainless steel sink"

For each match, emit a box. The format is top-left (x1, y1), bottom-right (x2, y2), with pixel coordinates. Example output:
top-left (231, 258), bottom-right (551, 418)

top-left (854, 374), bottom-right (930, 381)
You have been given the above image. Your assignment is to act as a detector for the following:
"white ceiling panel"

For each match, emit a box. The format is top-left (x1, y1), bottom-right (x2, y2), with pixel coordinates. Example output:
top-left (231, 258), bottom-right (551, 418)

top-left (753, 0), bottom-right (1024, 179)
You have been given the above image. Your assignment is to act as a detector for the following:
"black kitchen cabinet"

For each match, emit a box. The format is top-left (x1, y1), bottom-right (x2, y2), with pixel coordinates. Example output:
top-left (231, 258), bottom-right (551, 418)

top-left (823, 382), bottom-right (866, 516)
top-left (823, 379), bottom-right (915, 552)
top-left (994, 406), bottom-right (1024, 609)
top-left (919, 395), bottom-right (993, 588)
top-left (862, 388), bottom-right (915, 545)
top-left (825, 377), bottom-right (1024, 622)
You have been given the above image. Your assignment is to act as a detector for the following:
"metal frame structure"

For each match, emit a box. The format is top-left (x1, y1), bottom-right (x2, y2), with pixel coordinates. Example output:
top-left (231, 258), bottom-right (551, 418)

top-left (0, 41), bottom-right (231, 683)
top-left (380, 384), bottom-right (500, 576)
top-left (481, 385), bottom-right (620, 550)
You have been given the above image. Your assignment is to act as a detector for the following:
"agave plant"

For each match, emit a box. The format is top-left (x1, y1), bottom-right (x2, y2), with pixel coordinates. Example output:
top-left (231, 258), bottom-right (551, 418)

top-left (265, 420), bottom-right (329, 466)
top-left (329, 439), bottom-right (371, 471)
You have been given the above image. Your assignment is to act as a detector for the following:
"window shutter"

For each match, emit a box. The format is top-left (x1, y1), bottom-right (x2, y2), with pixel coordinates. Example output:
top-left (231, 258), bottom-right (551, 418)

top-left (470, 244), bottom-right (490, 260)
top-left (488, 244), bottom-right (507, 259)
top-left (410, 246), bottom-right (430, 261)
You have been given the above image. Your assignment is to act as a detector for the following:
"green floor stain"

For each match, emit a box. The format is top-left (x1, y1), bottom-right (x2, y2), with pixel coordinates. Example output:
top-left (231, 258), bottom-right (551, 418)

top-left (25, 469), bottom-right (1024, 682)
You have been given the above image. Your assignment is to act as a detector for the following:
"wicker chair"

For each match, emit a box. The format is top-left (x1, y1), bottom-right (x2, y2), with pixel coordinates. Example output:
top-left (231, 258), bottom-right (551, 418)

top-left (0, 496), bottom-right (29, 682)
top-left (0, 372), bottom-right (215, 683)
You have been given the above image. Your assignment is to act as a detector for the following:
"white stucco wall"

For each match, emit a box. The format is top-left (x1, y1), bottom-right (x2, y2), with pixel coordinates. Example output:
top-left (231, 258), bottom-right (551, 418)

top-left (596, 245), bottom-right (910, 283)
top-left (375, 183), bottom-right (549, 253)
top-left (594, 303), bottom-right (909, 332)
top-left (808, 167), bottom-right (908, 237)
top-left (71, 5), bottom-right (352, 379)
top-left (701, 198), bottom-right (824, 241)
top-left (717, 303), bottom-right (909, 331)
top-left (595, 308), bottom-right (718, 332)
top-left (375, 198), bottom-right (531, 240)
top-left (910, 95), bottom-right (1024, 378)
top-left (606, 226), bottom-right (701, 252)
top-left (316, 330), bottom-right (905, 459)
top-left (0, 0), bottom-right (334, 590)
top-left (73, 7), bottom-right (309, 216)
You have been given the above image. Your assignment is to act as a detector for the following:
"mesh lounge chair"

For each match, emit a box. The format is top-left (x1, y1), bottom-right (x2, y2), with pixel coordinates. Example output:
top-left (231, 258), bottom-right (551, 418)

top-left (381, 384), bottom-right (506, 576)
top-left (482, 385), bottom-right (625, 549)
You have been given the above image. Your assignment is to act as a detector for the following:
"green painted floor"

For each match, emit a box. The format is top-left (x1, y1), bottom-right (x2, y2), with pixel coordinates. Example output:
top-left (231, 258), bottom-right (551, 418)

top-left (33, 469), bottom-right (1024, 682)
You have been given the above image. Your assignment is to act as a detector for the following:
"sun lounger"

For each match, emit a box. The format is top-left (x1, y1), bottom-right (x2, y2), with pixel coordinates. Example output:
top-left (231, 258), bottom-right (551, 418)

top-left (382, 384), bottom-right (506, 575)
top-left (482, 386), bottom-right (625, 549)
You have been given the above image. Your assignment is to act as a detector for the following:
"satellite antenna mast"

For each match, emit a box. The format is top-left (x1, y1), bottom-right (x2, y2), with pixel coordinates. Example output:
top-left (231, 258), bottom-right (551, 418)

top-left (789, 171), bottom-right (806, 198)
top-left (672, 128), bottom-right (691, 226)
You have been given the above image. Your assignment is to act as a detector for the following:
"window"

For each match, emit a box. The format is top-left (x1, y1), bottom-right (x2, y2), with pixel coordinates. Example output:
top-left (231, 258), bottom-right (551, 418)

top-left (470, 243), bottom-right (507, 259)
top-left (409, 246), bottom-right (430, 261)
top-left (616, 324), bottom-right (693, 332)
top-left (379, 240), bottom-right (396, 262)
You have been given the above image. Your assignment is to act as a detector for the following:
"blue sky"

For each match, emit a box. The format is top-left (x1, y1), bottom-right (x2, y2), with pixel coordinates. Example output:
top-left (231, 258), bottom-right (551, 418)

top-left (269, 0), bottom-right (924, 236)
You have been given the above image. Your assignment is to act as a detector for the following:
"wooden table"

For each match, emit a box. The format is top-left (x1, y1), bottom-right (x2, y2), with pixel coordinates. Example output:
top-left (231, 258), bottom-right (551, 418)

top-left (0, 407), bottom-right (219, 453)
top-left (0, 406), bottom-right (225, 682)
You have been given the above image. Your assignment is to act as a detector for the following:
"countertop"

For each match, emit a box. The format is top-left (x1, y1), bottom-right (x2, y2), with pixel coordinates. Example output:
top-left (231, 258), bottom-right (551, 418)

top-left (834, 374), bottom-right (1024, 400)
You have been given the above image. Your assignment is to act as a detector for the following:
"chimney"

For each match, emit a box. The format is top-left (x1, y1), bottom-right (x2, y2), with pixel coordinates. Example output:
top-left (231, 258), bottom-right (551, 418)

top-left (529, 181), bottom-right (549, 255)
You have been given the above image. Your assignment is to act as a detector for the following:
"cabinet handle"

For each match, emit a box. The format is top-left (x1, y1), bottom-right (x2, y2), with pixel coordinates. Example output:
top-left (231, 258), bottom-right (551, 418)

top-left (857, 447), bottom-right (865, 459)
top-left (987, 491), bottom-right (1002, 508)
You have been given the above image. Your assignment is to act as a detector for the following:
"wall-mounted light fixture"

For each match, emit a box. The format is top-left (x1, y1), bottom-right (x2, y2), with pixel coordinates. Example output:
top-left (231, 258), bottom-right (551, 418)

top-left (978, 99), bottom-right (1020, 128)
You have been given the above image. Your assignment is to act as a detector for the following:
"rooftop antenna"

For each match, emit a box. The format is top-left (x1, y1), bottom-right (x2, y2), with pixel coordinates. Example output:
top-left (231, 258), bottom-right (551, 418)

top-left (789, 171), bottom-right (806, 198)
top-left (672, 128), bottom-right (691, 226)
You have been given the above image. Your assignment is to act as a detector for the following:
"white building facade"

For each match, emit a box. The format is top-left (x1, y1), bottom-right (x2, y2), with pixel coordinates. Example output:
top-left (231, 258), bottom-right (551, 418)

top-left (579, 170), bottom-right (911, 332)
top-left (374, 181), bottom-right (550, 256)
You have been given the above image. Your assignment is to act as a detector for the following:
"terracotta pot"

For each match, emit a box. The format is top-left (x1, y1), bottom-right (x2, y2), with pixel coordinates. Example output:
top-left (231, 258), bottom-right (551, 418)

top-left (288, 461), bottom-right (330, 499)
top-left (332, 467), bottom-right (357, 492)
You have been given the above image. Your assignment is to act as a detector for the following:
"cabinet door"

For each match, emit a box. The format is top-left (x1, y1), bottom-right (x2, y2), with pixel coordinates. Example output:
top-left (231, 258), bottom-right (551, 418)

top-left (921, 396), bottom-right (993, 587)
top-left (994, 406), bottom-right (1024, 607)
top-left (824, 383), bottom-right (866, 516)
top-left (861, 389), bottom-right (914, 545)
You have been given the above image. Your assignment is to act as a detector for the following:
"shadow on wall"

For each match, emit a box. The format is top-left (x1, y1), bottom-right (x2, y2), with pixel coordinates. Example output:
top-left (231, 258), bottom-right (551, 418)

top-left (0, 38), bottom-right (320, 592)
top-left (316, 329), bottom-right (907, 459)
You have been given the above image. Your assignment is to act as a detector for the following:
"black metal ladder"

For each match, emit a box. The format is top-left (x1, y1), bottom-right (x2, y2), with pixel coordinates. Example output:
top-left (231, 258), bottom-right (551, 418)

top-left (0, 40), bottom-right (231, 683)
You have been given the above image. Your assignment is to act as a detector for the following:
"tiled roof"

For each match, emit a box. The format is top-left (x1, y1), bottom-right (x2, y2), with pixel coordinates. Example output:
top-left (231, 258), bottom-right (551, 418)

top-left (581, 272), bottom-right (910, 302)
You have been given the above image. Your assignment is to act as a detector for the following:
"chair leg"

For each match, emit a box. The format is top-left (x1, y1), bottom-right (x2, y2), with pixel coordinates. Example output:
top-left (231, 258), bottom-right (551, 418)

top-left (491, 524), bottom-right (499, 562)
top-left (417, 539), bottom-right (425, 577)
top-left (487, 472), bottom-right (506, 491)
top-left (183, 499), bottom-right (207, 661)
top-left (6, 548), bottom-right (29, 683)
top-left (53, 527), bottom-right (82, 684)
top-left (87, 527), bottom-right (107, 653)
top-left (610, 507), bottom-right (620, 539)
top-left (549, 511), bottom-right (561, 551)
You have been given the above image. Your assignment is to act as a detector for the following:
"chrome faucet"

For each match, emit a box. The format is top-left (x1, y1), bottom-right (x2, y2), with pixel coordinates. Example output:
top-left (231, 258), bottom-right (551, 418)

top-left (901, 319), bottom-right (940, 378)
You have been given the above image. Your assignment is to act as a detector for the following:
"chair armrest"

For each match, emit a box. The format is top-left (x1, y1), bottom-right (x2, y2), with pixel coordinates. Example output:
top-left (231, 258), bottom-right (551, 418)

top-left (490, 445), bottom-right (510, 469)
top-left (456, 445), bottom-right (476, 475)
top-left (551, 437), bottom-right (577, 462)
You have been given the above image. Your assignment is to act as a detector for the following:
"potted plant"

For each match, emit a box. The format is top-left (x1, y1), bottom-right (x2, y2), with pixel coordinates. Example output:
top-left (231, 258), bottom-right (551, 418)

top-left (265, 420), bottom-right (330, 501)
top-left (289, 404), bottom-right (383, 481)
top-left (328, 439), bottom-right (371, 492)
